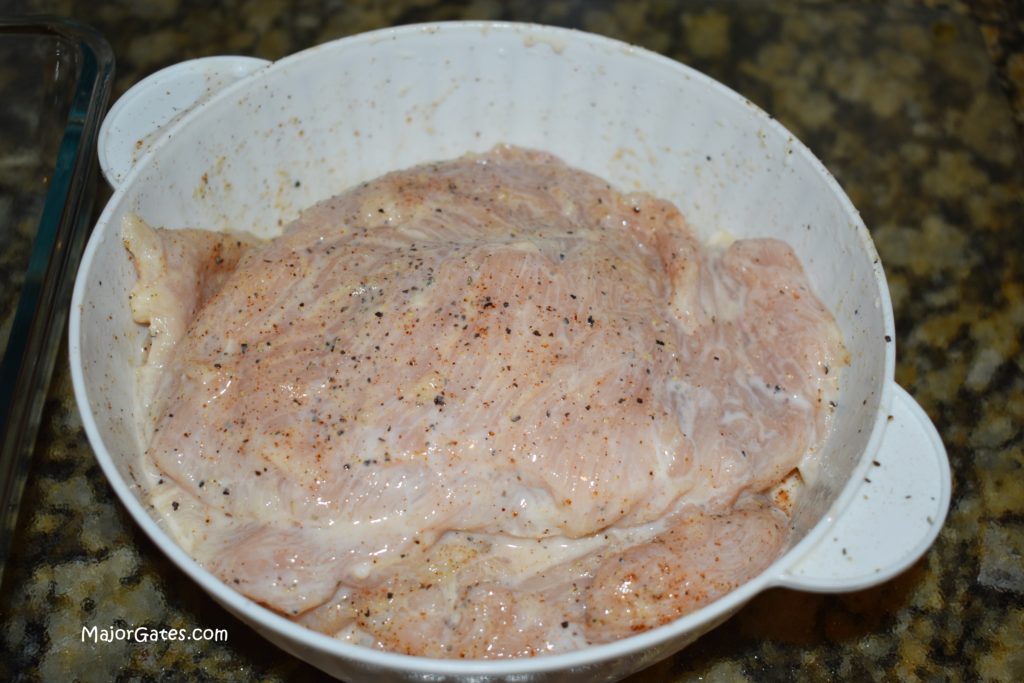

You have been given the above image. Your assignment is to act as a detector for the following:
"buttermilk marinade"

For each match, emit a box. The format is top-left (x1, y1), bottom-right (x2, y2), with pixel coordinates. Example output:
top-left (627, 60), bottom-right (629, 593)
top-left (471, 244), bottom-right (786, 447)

top-left (125, 145), bottom-right (845, 658)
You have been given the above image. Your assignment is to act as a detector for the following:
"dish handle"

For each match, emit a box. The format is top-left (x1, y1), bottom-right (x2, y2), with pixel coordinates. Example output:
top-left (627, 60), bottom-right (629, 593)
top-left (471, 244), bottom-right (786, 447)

top-left (775, 384), bottom-right (951, 592)
top-left (98, 56), bottom-right (270, 189)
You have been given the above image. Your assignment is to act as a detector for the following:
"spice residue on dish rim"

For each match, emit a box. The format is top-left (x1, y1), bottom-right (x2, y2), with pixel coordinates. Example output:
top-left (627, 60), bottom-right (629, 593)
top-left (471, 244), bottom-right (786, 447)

top-left (123, 144), bottom-right (846, 659)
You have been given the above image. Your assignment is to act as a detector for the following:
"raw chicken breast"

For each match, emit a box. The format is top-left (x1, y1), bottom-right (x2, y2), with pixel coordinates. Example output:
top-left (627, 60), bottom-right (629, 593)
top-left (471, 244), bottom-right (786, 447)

top-left (126, 145), bottom-right (844, 657)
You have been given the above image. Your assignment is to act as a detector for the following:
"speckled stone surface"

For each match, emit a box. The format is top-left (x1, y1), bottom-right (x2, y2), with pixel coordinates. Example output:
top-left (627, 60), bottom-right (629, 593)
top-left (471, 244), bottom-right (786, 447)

top-left (1, 1), bottom-right (1021, 681)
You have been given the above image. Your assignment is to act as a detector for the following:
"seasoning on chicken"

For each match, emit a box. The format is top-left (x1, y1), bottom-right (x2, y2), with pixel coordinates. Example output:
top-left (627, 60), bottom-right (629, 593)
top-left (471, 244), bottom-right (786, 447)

top-left (126, 145), bottom-right (845, 658)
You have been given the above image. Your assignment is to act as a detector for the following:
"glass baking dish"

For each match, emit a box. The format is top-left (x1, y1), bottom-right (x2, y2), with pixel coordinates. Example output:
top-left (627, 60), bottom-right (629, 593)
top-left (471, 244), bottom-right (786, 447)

top-left (0, 17), bottom-right (113, 583)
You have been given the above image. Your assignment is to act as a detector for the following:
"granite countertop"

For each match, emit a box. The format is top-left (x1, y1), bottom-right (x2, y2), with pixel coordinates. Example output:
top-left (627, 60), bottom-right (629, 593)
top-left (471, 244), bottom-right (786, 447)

top-left (1, 0), bottom-right (1021, 681)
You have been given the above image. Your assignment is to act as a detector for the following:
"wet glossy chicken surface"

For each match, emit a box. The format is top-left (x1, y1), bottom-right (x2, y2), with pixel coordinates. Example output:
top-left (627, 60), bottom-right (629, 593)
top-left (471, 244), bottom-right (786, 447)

top-left (126, 146), bottom-right (844, 657)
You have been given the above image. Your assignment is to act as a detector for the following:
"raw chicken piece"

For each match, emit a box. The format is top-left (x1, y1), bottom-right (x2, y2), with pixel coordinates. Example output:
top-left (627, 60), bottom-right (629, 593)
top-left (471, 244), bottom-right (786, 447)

top-left (123, 215), bottom-right (263, 435)
top-left (127, 145), bottom-right (844, 656)
top-left (584, 502), bottom-right (787, 641)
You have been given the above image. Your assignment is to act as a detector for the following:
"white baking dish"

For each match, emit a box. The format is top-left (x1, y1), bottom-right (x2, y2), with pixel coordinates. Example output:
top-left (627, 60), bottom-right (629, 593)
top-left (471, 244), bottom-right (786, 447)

top-left (71, 21), bottom-right (950, 682)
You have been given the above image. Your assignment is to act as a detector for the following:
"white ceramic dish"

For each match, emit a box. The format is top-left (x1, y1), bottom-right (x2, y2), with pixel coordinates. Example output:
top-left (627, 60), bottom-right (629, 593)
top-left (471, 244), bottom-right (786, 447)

top-left (71, 21), bottom-right (950, 683)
